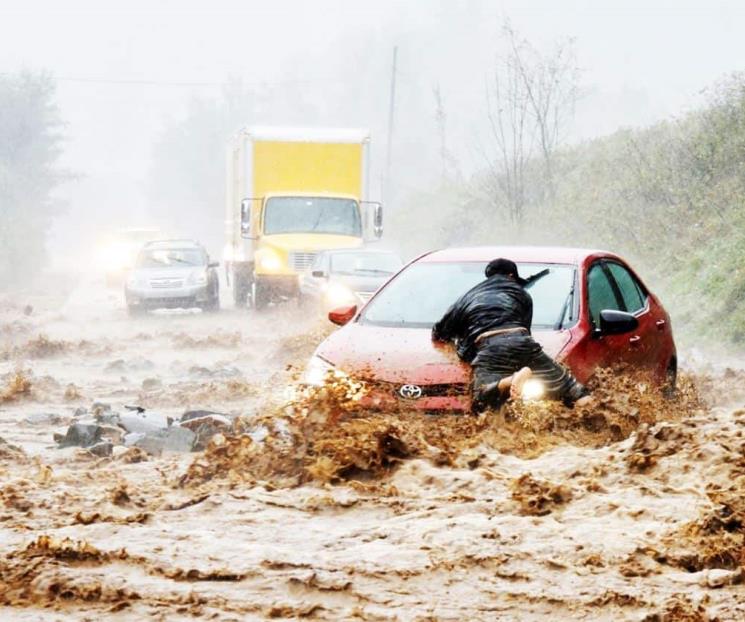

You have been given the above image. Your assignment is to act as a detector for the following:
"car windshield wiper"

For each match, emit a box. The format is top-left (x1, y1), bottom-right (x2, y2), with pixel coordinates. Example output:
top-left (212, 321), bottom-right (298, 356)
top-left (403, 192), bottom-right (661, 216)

top-left (554, 284), bottom-right (574, 330)
top-left (353, 268), bottom-right (393, 275)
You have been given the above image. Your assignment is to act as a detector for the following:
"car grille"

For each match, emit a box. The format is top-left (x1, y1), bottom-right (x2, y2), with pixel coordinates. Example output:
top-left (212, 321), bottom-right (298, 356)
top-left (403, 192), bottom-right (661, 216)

top-left (289, 252), bottom-right (317, 272)
top-left (368, 381), bottom-right (467, 398)
top-left (150, 278), bottom-right (184, 289)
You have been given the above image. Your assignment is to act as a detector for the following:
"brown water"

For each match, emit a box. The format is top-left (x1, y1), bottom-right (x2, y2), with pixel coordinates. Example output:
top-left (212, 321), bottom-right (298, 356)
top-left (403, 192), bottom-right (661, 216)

top-left (1, 280), bottom-right (744, 621)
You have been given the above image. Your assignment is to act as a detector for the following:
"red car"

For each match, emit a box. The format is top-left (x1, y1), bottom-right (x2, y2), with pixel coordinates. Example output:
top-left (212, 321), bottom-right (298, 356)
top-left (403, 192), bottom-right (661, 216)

top-left (304, 246), bottom-right (677, 411)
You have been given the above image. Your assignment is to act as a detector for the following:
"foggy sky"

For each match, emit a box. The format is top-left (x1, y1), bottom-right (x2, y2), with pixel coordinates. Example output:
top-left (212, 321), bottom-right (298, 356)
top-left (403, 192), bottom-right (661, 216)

top-left (2, 0), bottom-right (745, 263)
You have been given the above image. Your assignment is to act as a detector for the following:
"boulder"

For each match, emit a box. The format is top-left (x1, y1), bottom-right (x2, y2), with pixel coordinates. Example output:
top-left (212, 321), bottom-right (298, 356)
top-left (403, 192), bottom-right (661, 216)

top-left (55, 423), bottom-right (103, 448)
top-left (24, 412), bottom-right (62, 426)
top-left (134, 426), bottom-right (196, 456)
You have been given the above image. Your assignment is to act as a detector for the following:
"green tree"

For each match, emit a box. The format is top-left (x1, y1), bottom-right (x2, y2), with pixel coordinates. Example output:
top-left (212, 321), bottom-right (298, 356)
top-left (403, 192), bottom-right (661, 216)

top-left (0, 72), bottom-right (68, 286)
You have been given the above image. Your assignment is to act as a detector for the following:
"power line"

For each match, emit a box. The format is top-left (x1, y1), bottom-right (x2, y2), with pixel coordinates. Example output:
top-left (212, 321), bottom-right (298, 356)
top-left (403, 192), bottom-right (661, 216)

top-left (0, 72), bottom-right (346, 89)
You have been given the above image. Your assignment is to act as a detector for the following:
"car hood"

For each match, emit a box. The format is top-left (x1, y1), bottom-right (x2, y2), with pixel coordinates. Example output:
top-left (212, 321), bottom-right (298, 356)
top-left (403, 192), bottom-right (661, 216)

top-left (130, 266), bottom-right (204, 280)
top-left (331, 274), bottom-right (390, 293)
top-left (315, 324), bottom-right (571, 385)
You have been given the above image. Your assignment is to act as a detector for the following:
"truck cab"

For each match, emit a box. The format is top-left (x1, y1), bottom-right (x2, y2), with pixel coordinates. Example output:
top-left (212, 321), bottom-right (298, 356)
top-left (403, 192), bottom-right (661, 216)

top-left (224, 127), bottom-right (382, 309)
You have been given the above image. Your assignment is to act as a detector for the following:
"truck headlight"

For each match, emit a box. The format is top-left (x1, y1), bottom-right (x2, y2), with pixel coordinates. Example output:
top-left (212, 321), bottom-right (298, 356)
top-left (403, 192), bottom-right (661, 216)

top-left (258, 249), bottom-right (283, 272)
top-left (521, 379), bottom-right (545, 401)
top-left (324, 281), bottom-right (357, 307)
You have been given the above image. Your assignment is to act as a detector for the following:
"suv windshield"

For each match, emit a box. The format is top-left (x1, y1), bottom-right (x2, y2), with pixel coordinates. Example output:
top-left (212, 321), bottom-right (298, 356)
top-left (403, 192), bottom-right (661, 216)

top-left (360, 261), bottom-right (577, 329)
top-left (264, 197), bottom-right (361, 236)
top-left (136, 248), bottom-right (207, 268)
top-left (331, 252), bottom-right (402, 276)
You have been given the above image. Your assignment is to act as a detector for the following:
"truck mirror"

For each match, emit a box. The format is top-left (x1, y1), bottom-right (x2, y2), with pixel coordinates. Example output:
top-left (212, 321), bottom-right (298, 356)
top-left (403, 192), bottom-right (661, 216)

top-left (240, 199), bottom-right (251, 238)
top-left (373, 203), bottom-right (383, 238)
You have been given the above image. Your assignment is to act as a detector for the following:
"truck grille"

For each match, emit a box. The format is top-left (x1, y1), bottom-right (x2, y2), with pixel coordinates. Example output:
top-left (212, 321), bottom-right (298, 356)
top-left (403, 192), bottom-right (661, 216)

top-left (289, 252), bottom-right (317, 272)
top-left (150, 278), bottom-right (184, 289)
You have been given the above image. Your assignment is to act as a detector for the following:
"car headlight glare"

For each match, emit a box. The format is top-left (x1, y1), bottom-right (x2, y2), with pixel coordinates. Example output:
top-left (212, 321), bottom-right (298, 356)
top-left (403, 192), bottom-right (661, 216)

top-left (324, 281), bottom-right (357, 307)
top-left (302, 355), bottom-right (347, 386)
top-left (521, 379), bottom-right (545, 401)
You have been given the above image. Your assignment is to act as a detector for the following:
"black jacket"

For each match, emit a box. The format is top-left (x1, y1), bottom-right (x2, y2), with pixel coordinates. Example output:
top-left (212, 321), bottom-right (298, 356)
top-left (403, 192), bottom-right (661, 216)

top-left (432, 275), bottom-right (533, 363)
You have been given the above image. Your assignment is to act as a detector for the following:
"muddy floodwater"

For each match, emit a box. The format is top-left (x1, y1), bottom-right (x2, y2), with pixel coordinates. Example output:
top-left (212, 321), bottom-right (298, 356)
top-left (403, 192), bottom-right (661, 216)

top-left (1, 277), bottom-right (744, 621)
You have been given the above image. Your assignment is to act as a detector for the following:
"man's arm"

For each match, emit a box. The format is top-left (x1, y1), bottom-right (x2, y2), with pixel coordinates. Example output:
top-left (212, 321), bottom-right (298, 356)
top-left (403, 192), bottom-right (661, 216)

top-left (432, 298), bottom-right (465, 342)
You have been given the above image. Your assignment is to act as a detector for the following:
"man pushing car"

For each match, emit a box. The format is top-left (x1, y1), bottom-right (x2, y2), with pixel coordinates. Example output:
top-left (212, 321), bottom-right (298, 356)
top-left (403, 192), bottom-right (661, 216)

top-left (432, 258), bottom-right (591, 412)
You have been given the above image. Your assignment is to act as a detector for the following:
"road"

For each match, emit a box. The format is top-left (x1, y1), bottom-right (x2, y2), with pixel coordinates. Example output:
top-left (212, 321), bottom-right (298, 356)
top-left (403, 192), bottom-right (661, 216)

top-left (0, 275), bottom-right (744, 621)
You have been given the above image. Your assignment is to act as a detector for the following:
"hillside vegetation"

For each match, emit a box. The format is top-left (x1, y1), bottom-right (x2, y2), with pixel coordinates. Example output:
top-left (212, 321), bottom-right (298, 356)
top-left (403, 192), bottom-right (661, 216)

top-left (392, 75), bottom-right (745, 346)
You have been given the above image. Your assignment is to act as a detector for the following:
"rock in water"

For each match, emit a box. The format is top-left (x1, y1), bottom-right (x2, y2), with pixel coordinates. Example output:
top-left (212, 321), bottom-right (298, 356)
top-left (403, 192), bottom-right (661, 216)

top-left (134, 427), bottom-right (196, 456)
top-left (55, 423), bottom-right (103, 448)
top-left (24, 412), bottom-right (62, 425)
top-left (87, 441), bottom-right (113, 457)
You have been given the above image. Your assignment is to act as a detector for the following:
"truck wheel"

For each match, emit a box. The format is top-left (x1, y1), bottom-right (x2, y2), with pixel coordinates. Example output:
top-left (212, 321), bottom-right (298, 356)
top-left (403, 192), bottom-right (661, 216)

top-left (252, 279), bottom-right (270, 311)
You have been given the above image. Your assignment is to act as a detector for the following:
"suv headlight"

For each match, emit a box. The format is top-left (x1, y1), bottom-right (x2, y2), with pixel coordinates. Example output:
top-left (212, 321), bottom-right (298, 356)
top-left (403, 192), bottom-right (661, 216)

top-left (187, 270), bottom-right (208, 286)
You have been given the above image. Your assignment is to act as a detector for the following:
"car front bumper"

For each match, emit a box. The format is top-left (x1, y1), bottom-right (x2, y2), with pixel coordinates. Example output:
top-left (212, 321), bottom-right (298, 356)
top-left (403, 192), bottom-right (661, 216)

top-left (126, 284), bottom-right (210, 308)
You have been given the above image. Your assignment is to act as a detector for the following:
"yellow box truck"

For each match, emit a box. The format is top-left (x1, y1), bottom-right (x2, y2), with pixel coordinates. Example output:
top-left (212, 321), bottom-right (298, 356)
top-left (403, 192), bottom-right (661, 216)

top-left (224, 127), bottom-right (382, 309)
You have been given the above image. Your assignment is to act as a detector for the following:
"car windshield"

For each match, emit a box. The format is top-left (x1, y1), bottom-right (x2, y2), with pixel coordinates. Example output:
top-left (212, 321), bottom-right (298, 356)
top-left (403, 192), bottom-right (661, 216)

top-left (331, 252), bottom-right (402, 276)
top-left (136, 248), bottom-right (206, 268)
top-left (359, 261), bottom-right (577, 329)
top-left (263, 197), bottom-right (362, 236)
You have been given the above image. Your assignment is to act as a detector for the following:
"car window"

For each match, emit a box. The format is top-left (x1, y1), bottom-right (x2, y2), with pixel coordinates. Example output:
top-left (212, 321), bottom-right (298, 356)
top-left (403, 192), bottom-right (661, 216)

top-left (606, 262), bottom-right (646, 314)
top-left (330, 252), bottom-right (402, 276)
top-left (587, 263), bottom-right (621, 326)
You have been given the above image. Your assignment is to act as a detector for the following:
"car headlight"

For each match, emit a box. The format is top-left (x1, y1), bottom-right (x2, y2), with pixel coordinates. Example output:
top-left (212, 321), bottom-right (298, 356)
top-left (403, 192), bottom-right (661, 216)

top-left (324, 281), bottom-right (357, 307)
top-left (521, 379), bottom-right (545, 401)
top-left (125, 273), bottom-right (145, 289)
top-left (257, 249), bottom-right (283, 272)
top-left (187, 270), bottom-right (208, 286)
top-left (100, 243), bottom-right (132, 271)
top-left (302, 355), bottom-right (343, 386)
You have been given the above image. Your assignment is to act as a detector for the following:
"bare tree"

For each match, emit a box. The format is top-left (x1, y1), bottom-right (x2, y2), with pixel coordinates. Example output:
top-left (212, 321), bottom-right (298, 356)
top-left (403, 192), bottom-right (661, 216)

top-left (484, 21), bottom-right (579, 222)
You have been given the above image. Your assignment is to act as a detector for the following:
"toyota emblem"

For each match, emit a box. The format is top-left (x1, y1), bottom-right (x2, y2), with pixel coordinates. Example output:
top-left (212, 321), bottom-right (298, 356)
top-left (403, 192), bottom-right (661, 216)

top-left (398, 384), bottom-right (423, 400)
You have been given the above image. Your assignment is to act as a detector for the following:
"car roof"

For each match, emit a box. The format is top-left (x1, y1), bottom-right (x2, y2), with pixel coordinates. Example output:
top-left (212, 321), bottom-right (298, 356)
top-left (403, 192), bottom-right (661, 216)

top-left (418, 245), bottom-right (616, 265)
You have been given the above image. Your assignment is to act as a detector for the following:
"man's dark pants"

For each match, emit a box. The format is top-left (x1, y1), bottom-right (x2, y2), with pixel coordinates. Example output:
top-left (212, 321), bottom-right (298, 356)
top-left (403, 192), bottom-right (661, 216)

top-left (470, 333), bottom-right (587, 412)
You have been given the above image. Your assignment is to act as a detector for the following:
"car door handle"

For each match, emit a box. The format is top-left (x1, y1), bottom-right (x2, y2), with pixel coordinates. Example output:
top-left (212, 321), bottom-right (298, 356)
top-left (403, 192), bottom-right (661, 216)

top-left (656, 319), bottom-right (666, 330)
top-left (629, 335), bottom-right (641, 347)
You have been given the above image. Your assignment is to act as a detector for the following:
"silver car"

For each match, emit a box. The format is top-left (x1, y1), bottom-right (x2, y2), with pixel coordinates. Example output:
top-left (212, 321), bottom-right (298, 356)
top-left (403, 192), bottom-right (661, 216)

top-left (299, 248), bottom-right (403, 314)
top-left (124, 240), bottom-right (220, 314)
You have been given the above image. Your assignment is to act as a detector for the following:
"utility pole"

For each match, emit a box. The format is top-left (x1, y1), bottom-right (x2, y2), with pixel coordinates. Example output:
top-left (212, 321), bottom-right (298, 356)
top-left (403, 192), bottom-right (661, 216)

top-left (384, 46), bottom-right (398, 207)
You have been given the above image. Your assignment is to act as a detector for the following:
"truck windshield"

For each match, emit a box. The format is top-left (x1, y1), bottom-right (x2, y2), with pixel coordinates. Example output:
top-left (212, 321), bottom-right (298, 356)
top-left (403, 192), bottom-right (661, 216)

top-left (263, 197), bottom-right (362, 237)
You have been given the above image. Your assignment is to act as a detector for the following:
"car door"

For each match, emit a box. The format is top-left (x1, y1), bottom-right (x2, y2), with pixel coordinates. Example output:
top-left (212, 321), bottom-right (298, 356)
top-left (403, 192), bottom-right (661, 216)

top-left (582, 261), bottom-right (629, 372)
top-left (604, 261), bottom-right (661, 373)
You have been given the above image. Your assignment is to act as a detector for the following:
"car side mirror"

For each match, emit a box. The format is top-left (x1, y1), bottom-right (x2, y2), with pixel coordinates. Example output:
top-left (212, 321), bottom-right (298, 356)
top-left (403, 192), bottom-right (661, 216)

top-left (208, 261), bottom-right (220, 268)
top-left (328, 305), bottom-right (357, 326)
top-left (596, 309), bottom-right (639, 336)
top-left (312, 270), bottom-right (327, 278)
top-left (373, 203), bottom-right (383, 238)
